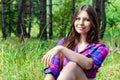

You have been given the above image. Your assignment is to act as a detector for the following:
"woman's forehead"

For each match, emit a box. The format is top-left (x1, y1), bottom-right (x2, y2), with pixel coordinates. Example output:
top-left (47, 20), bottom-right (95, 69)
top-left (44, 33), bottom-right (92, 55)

top-left (76, 10), bottom-right (89, 17)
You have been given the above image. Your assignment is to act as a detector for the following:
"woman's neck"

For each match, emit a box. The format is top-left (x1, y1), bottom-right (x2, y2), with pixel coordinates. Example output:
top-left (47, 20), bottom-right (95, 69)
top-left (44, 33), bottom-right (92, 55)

top-left (79, 34), bottom-right (88, 44)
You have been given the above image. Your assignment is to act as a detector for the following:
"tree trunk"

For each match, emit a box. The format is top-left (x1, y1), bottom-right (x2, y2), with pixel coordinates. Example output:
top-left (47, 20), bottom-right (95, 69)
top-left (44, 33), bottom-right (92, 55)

top-left (100, 0), bottom-right (106, 39)
top-left (2, 0), bottom-right (7, 39)
top-left (92, 0), bottom-right (101, 27)
top-left (39, 0), bottom-right (47, 40)
top-left (92, 0), bottom-right (106, 39)
top-left (71, 0), bottom-right (75, 19)
top-left (16, 0), bottom-right (28, 37)
top-left (48, 0), bottom-right (52, 39)
top-left (8, 0), bottom-right (12, 36)
top-left (16, 0), bottom-right (24, 36)
top-left (28, 0), bottom-right (32, 38)
top-left (23, 0), bottom-right (30, 37)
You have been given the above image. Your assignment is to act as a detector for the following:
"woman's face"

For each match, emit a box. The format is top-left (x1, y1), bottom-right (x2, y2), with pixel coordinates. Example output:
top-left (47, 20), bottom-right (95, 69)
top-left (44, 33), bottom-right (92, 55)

top-left (74, 10), bottom-right (92, 35)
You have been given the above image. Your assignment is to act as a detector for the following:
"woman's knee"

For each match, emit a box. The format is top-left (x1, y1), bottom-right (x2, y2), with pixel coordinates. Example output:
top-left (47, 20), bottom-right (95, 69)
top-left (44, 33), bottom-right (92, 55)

top-left (58, 61), bottom-right (88, 80)
top-left (57, 62), bottom-right (76, 80)
top-left (66, 61), bottom-right (78, 69)
top-left (59, 61), bottom-right (79, 75)
top-left (57, 62), bottom-right (81, 80)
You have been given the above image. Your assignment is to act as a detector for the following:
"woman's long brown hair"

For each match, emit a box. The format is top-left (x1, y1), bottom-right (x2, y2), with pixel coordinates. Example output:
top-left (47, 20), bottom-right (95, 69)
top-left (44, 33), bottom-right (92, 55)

top-left (60, 4), bottom-right (99, 68)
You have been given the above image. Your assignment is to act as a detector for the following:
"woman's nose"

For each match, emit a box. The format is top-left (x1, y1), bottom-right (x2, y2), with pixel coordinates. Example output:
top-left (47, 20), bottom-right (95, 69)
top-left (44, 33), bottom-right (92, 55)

top-left (79, 19), bottom-right (84, 24)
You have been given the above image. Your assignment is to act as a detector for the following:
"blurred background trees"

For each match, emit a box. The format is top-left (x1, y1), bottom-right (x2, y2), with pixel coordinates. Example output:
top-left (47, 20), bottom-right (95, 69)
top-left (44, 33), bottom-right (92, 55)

top-left (0, 0), bottom-right (120, 41)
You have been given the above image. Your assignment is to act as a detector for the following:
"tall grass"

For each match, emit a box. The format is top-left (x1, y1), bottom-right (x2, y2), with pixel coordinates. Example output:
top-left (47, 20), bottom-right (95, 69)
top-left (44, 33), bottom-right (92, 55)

top-left (0, 37), bottom-right (57, 80)
top-left (0, 26), bottom-right (120, 80)
top-left (95, 25), bottom-right (120, 80)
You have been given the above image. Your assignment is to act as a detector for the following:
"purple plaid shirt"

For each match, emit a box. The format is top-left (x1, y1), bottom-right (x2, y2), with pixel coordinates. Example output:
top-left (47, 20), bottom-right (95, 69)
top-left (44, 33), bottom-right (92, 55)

top-left (44, 38), bottom-right (109, 79)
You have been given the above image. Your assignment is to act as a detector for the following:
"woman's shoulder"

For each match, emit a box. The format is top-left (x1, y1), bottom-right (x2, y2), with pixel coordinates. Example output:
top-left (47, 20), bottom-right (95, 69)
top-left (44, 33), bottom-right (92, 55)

top-left (90, 42), bottom-right (109, 49)
top-left (89, 42), bottom-right (109, 54)
top-left (57, 36), bottom-right (67, 45)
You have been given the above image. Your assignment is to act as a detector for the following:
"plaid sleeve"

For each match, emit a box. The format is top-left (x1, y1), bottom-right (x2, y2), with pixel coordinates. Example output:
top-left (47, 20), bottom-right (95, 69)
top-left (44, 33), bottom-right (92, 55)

top-left (44, 54), bottom-right (61, 79)
top-left (44, 38), bottom-right (65, 79)
top-left (89, 44), bottom-right (109, 69)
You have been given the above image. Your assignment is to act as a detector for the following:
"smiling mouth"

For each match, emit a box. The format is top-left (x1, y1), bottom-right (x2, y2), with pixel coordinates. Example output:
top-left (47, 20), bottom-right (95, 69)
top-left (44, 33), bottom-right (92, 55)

top-left (76, 25), bottom-right (85, 29)
top-left (77, 27), bottom-right (85, 30)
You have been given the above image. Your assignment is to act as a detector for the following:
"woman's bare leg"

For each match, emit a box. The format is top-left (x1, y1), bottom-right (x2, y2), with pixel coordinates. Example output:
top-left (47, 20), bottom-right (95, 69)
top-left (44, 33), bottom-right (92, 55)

top-left (57, 61), bottom-right (88, 80)
top-left (44, 74), bottom-right (55, 80)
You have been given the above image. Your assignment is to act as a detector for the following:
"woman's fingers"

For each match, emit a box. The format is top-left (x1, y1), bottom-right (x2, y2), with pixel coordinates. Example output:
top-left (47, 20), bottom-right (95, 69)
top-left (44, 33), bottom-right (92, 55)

top-left (46, 55), bottom-right (51, 66)
top-left (41, 55), bottom-right (47, 66)
top-left (49, 55), bottom-right (53, 66)
top-left (41, 53), bottom-right (53, 67)
top-left (41, 46), bottom-right (60, 67)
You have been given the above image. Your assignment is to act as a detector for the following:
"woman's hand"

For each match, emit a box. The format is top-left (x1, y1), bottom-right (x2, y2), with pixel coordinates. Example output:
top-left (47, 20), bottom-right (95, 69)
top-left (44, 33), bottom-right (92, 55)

top-left (41, 45), bottom-right (63, 67)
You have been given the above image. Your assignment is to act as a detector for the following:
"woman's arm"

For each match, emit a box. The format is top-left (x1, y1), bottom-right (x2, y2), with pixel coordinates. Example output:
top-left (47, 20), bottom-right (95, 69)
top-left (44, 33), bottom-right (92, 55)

top-left (41, 45), bottom-right (93, 70)
top-left (44, 74), bottom-right (55, 80)
top-left (58, 45), bottom-right (93, 70)
top-left (42, 38), bottom-right (65, 80)
top-left (59, 43), bottom-right (109, 70)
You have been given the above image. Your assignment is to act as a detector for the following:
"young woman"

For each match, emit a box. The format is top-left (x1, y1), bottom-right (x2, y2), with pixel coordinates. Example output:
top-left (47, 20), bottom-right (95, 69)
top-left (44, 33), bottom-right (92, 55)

top-left (41, 4), bottom-right (109, 80)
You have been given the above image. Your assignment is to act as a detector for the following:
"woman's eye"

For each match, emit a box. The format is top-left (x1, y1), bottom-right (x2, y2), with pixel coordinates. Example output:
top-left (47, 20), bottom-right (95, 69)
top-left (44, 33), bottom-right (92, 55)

top-left (84, 18), bottom-right (90, 21)
top-left (76, 17), bottom-right (80, 20)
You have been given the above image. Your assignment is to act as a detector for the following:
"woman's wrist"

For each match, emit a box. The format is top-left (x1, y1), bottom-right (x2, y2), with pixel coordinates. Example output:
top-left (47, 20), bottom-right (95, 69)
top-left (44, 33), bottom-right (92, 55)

top-left (56, 45), bottom-right (64, 53)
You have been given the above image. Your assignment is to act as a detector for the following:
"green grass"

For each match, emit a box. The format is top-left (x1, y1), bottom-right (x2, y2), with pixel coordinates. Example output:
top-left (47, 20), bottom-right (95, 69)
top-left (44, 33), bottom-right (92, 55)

top-left (0, 26), bottom-right (120, 80)
top-left (96, 51), bottom-right (120, 80)
top-left (0, 37), bottom-right (58, 80)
